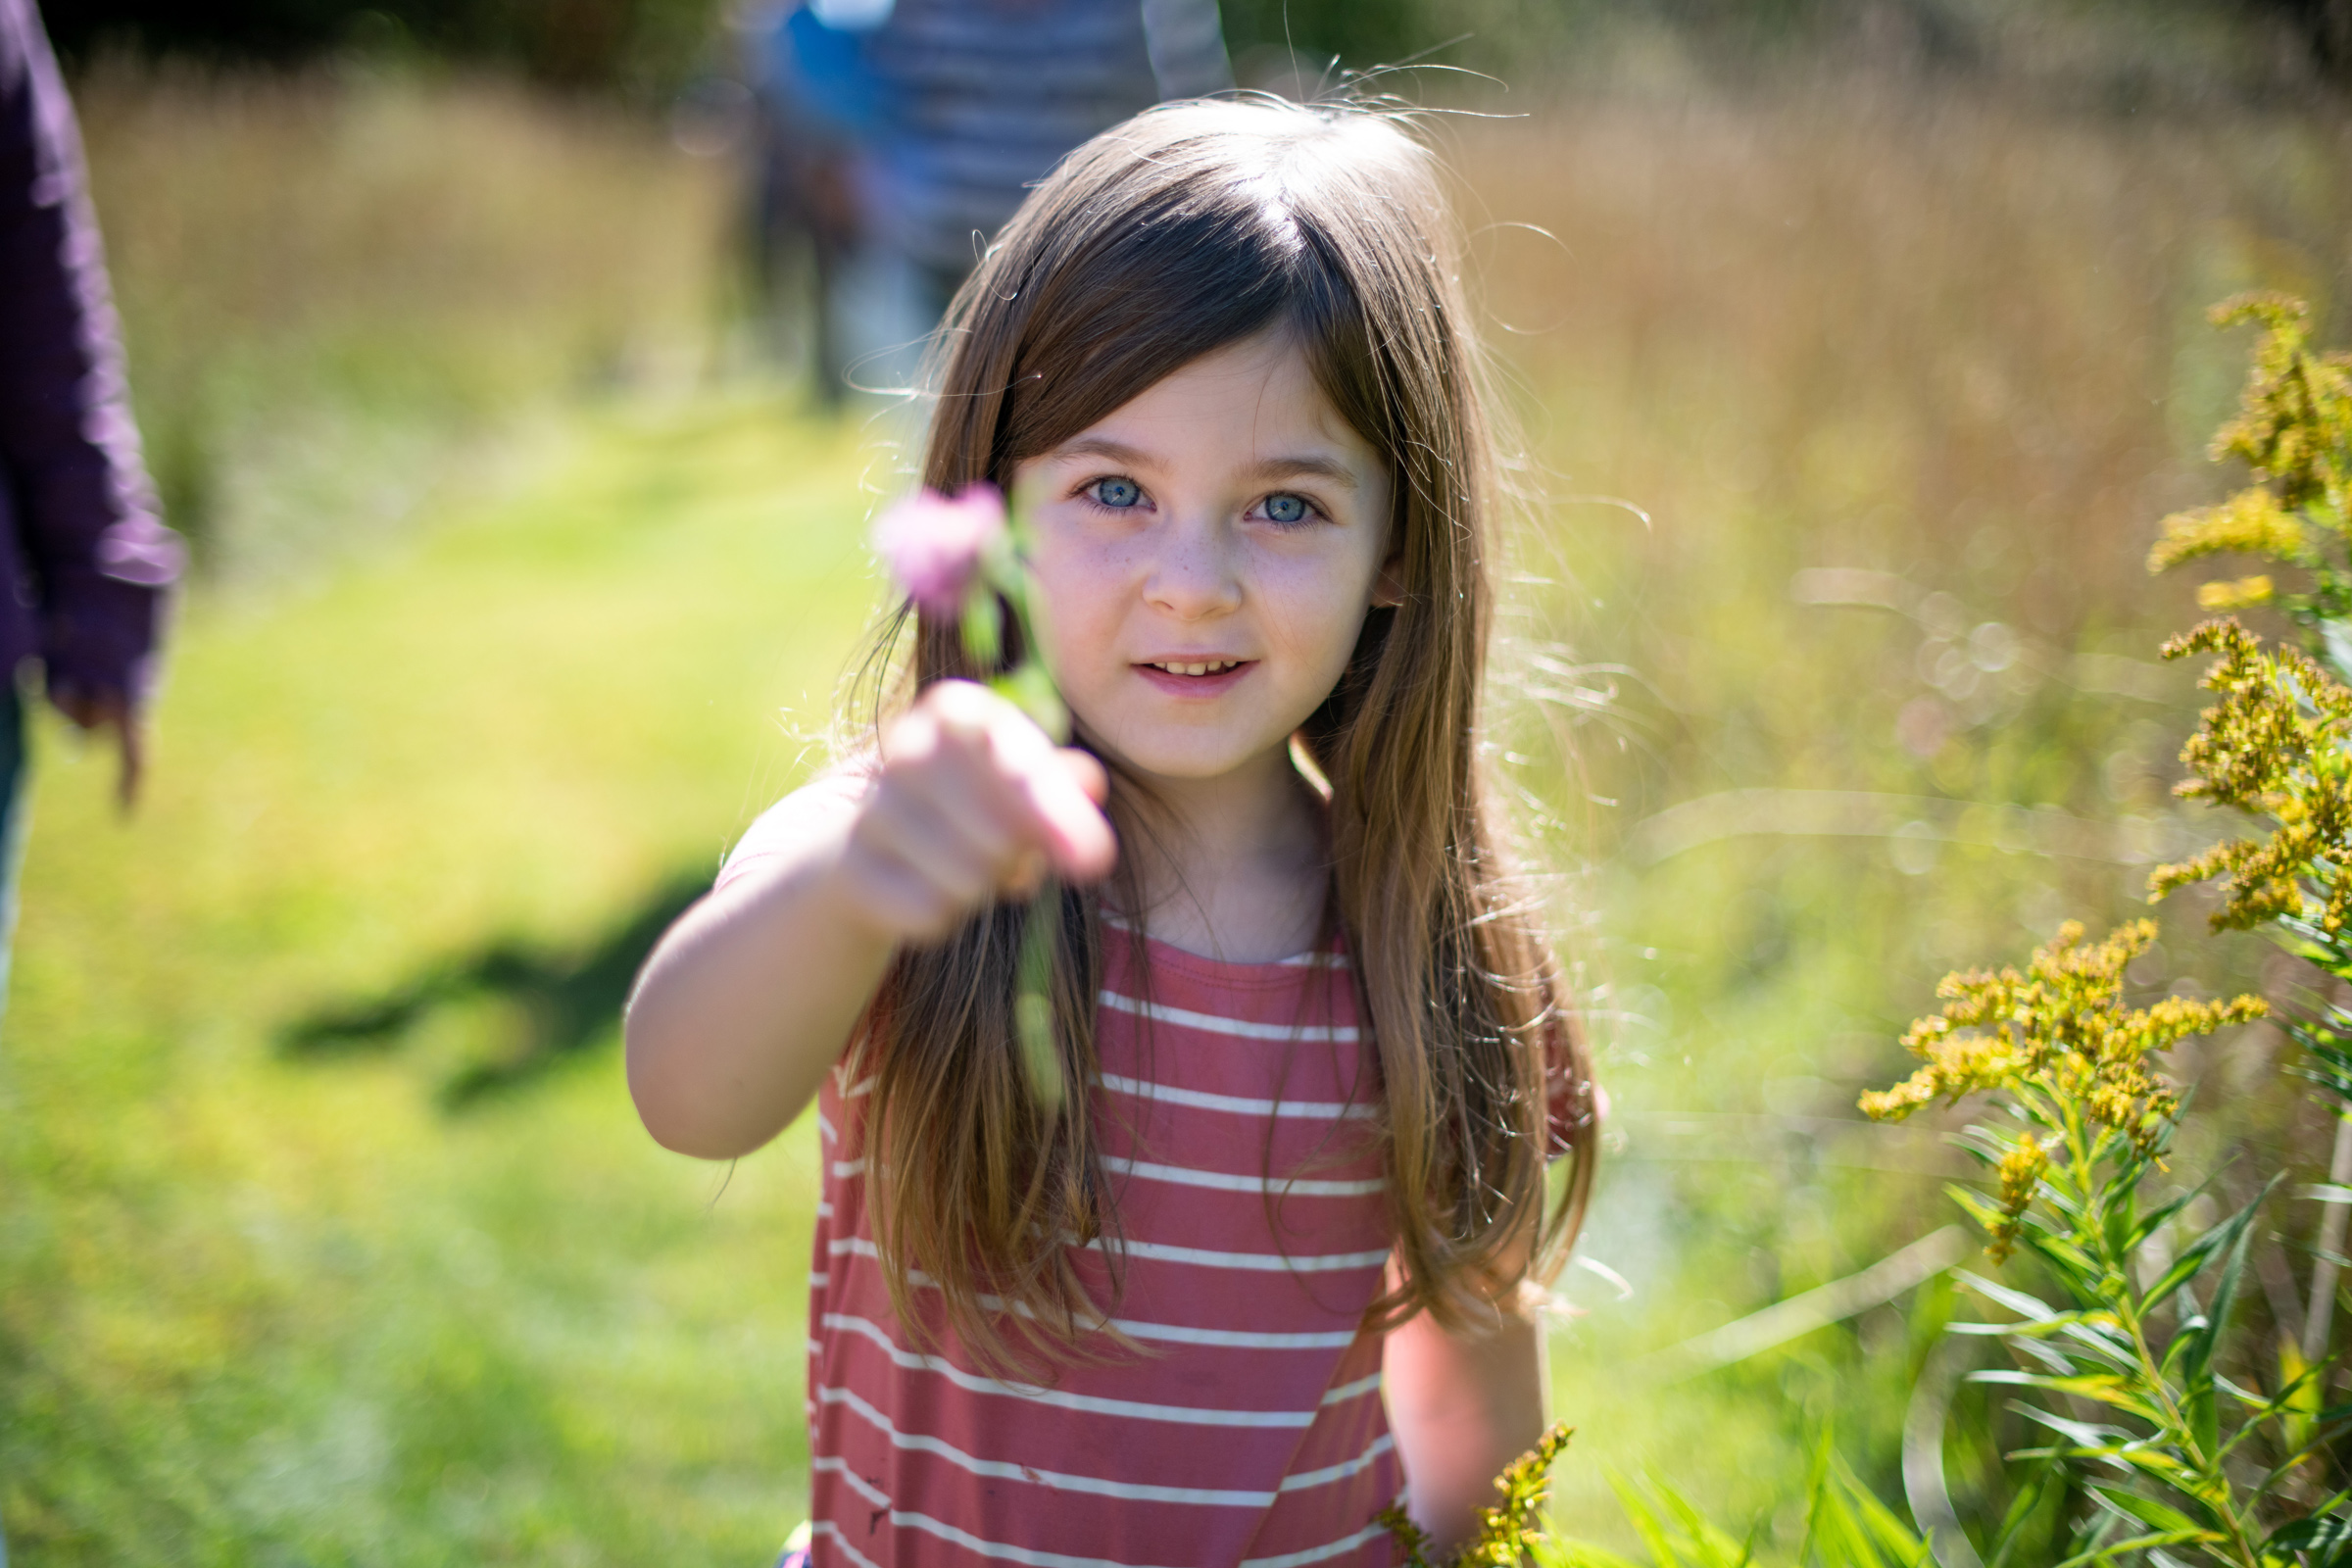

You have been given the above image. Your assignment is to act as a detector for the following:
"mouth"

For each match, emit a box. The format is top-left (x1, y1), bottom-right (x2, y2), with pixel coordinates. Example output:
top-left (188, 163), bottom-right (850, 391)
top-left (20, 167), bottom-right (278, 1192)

top-left (1134, 658), bottom-right (1254, 695)
top-left (1142, 659), bottom-right (1247, 676)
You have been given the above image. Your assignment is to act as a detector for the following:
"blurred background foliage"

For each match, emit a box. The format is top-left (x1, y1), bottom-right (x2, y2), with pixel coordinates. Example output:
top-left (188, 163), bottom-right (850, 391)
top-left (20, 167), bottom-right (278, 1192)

top-left (13, 0), bottom-right (2352, 1561)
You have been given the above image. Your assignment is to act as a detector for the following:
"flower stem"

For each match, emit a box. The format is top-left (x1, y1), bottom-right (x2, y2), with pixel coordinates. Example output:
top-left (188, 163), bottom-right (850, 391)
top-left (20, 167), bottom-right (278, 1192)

top-left (1014, 892), bottom-right (1063, 1115)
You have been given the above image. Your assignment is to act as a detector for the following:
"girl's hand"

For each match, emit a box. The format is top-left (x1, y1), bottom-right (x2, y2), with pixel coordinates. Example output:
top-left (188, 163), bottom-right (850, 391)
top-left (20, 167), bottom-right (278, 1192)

top-left (838, 681), bottom-right (1115, 942)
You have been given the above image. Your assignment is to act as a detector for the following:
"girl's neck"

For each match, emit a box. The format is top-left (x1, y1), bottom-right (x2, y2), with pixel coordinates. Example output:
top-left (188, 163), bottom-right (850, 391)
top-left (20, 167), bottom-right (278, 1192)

top-left (1110, 741), bottom-right (1328, 965)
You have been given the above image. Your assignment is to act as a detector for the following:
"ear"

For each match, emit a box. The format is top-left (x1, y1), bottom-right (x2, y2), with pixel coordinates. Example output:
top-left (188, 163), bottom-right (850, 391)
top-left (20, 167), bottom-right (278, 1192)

top-left (1369, 555), bottom-right (1406, 609)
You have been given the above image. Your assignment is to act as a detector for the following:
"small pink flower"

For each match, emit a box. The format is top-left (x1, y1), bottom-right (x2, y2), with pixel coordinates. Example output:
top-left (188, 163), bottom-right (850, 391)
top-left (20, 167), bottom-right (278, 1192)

top-left (872, 484), bottom-right (1006, 616)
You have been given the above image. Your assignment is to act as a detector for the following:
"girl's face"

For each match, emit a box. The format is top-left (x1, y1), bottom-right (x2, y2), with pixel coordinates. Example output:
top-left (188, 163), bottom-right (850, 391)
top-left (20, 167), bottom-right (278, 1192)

top-left (1012, 330), bottom-right (1396, 789)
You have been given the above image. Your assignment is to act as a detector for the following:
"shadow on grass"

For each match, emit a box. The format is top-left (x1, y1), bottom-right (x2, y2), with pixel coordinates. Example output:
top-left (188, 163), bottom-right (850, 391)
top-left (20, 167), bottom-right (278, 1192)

top-left (279, 871), bottom-right (708, 1108)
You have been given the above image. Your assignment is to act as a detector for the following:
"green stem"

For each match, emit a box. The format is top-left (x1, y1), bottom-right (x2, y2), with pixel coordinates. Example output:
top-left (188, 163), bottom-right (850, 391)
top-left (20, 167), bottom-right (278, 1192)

top-left (2061, 1109), bottom-right (2264, 1568)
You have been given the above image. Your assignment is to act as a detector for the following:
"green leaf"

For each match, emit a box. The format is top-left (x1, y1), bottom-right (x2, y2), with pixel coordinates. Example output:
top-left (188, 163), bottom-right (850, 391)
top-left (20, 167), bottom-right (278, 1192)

top-left (1648, 1474), bottom-right (1758, 1568)
top-left (959, 582), bottom-right (1004, 666)
top-left (987, 662), bottom-right (1068, 741)
top-left (2141, 1184), bottom-right (2271, 1314)
top-left (2018, 1229), bottom-right (2104, 1289)
top-left (2182, 1381), bottom-right (2220, 1470)
top-left (1544, 1545), bottom-right (1648, 1568)
top-left (2263, 1511), bottom-right (2352, 1566)
top-left (2083, 1483), bottom-right (2213, 1539)
top-left (1972, 1370), bottom-right (2168, 1424)
top-left (1606, 1472), bottom-right (1685, 1568)
top-left (2105, 1444), bottom-right (2202, 1490)
top-left (1958, 1271), bottom-right (2065, 1325)
top-left (2051, 1529), bottom-right (2216, 1568)
top-left (2297, 1184), bottom-right (2352, 1204)
top-left (2127, 1179), bottom-right (2222, 1253)
top-left (2178, 1177), bottom-right (2281, 1412)
top-left (2011, 1404), bottom-right (2130, 1449)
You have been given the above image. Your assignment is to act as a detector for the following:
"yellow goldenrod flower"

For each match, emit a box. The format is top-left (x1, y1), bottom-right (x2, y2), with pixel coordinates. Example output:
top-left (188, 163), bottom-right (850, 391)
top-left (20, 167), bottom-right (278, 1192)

top-left (2152, 491), bottom-right (2308, 573)
top-left (2195, 573), bottom-right (2276, 610)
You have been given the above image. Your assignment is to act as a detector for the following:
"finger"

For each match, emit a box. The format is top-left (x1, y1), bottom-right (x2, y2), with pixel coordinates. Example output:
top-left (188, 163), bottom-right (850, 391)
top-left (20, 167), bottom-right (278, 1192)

top-left (920, 685), bottom-right (1102, 871)
top-left (898, 754), bottom-right (1028, 874)
top-left (1014, 752), bottom-right (1116, 881)
top-left (950, 712), bottom-right (1112, 882)
top-left (858, 791), bottom-right (1003, 912)
top-left (1058, 749), bottom-right (1109, 806)
top-left (908, 682), bottom-right (1114, 882)
top-left (919, 679), bottom-right (1006, 745)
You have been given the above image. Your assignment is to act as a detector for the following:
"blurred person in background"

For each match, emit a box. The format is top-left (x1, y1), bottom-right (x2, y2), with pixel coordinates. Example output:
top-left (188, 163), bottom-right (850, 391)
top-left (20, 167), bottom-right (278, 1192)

top-left (0, 2), bottom-right (180, 1000)
top-left (740, 0), bottom-right (1231, 400)
top-left (1, 0), bottom-right (182, 1551)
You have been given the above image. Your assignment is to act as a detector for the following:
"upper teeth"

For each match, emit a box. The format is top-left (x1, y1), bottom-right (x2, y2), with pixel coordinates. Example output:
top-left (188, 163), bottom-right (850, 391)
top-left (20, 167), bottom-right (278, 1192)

top-left (1157, 660), bottom-right (1238, 676)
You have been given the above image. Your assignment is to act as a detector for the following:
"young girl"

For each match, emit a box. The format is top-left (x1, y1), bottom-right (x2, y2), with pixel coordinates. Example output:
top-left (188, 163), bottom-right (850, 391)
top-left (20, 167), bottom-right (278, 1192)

top-left (626, 97), bottom-right (1598, 1567)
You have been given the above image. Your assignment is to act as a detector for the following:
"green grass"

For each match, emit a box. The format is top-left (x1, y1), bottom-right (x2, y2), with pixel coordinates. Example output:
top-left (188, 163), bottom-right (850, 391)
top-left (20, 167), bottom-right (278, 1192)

top-left (0, 392), bottom-right (879, 1563)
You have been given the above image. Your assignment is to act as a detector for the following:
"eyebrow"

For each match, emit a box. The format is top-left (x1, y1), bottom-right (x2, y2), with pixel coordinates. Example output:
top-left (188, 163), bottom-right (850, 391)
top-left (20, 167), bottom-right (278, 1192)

top-left (1047, 435), bottom-right (1361, 492)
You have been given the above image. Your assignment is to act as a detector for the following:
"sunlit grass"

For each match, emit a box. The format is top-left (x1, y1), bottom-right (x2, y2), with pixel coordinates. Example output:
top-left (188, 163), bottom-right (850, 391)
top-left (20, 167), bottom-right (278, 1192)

top-left (0, 393), bottom-right (880, 1562)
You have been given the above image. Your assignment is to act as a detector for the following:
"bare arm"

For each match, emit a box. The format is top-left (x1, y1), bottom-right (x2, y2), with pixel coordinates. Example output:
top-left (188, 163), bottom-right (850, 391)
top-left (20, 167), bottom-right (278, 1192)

top-left (1383, 1282), bottom-right (1550, 1554)
top-left (623, 681), bottom-right (1114, 1159)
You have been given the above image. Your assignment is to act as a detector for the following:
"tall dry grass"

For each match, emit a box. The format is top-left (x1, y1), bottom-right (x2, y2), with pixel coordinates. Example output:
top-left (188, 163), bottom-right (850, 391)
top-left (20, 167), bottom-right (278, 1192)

top-left (74, 61), bottom-right (735, 579)
top-left (1419, 76), bottom-right (2352, 1537)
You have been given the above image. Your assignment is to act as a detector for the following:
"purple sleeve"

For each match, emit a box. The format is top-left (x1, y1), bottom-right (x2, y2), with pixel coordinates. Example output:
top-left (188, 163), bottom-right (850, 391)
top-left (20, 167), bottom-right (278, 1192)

top-left (0, 0), bottom-right (182, 706)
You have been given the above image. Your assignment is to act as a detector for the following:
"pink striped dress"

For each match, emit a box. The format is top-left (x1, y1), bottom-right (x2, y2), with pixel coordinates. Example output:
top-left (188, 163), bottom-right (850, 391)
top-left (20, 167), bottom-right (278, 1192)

top-left (787, 915), bottom-right (1402, 1566)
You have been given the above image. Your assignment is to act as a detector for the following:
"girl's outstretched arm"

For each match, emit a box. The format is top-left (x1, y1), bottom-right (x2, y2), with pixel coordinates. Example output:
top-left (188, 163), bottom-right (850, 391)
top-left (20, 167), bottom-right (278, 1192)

top-left (623, 681), bottom-right (1114, 1160)
top-left (1383, 1277), bottom-right (1550, 1554)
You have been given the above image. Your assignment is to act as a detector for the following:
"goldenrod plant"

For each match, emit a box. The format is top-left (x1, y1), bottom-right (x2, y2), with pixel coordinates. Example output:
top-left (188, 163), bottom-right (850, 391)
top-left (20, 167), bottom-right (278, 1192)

top-left (1546, 296), bottom-right (2352, 1568)
top-left (1862, 922), bottom-right (2288, 1566)
top-left (1844, 297), bottom-right (2352, 1566)
top-left (1384, 1423), bottom-right (1577, 1567)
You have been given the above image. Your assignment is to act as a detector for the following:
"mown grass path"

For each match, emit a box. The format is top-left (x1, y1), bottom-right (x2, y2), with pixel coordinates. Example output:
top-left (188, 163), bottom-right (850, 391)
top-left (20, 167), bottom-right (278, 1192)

top-left (2, 393), bottom-right (879, 1564)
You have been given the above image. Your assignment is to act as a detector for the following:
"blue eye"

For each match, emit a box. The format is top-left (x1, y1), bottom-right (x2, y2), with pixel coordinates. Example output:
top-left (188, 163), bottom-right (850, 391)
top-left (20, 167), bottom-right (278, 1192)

top-left (1090, 477), bottom-right (1141, 509)
top-left (1263, 493), bottom-right (1309, 524)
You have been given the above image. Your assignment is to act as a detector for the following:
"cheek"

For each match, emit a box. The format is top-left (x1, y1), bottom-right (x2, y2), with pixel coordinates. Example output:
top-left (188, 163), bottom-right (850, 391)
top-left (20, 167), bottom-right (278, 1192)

top-left (1255, 551), bottom-right (1380, 676)
top-left (1024, 526), bottom-right (1128, 682)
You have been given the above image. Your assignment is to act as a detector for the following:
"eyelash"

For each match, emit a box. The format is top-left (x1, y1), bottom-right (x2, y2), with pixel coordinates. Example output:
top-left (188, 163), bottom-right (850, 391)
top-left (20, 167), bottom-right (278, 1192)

top-left (1073, 475), bottom-right (1328, 528)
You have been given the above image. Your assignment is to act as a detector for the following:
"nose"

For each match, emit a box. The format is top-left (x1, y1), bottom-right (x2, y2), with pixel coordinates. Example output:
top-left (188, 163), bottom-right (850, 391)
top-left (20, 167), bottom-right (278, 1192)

top-left (1141, 514), bottom-right (1243, 621)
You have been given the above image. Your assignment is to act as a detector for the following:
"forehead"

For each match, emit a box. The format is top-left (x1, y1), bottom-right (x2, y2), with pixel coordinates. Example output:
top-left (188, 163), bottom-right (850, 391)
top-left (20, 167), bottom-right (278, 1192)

top-left (1056, 331), bottom-right (1382, 475)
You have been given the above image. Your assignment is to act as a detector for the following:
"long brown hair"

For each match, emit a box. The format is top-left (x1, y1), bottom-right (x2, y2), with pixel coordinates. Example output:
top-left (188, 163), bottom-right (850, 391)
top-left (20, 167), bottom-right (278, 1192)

top-left (850, 96), bottom-right (1598, 1374)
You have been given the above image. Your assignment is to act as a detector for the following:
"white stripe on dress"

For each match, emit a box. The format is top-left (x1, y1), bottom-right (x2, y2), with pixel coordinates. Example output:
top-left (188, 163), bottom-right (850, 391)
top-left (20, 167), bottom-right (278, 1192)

top-left (808, 1519), bottom-right (885, 1568)
top-left (824, 1239), bottom-right (1365, 1348)
top-left (1277, 1433), bottom-right (1396, 1492)
top-left (1097, 1237), bottom-right (1390, 1273)
top-left (822, 1312), bottom-right (1315, 1428)
top-left (1320, 1371), bottom-right (1384, 1405)
top-left (1240, 1519), bottom-right (1398, 1567)
top-left (1102, 1154), bottom-right (1386, 1198)
top-left (1097, 1072), bottom-right (1375, 1120)
top-left (819, 1383), bottom-right (1279, 1506)
top-left (1097, 988), bottom-right (1359, 1042)
top-left (849, 1504), bottom-right (1202, 1568)
top-left (1112, 1319), bottom-right (1360, 1349)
